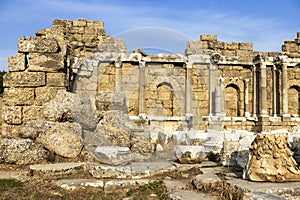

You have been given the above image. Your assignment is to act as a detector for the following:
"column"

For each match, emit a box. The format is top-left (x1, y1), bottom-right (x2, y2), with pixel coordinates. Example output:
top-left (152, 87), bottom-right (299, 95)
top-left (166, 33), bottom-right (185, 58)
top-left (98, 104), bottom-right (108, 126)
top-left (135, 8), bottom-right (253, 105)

top-left (115, 62), bottom-right (122, 93)
top-left (282, 62), bottom-right (289, 116)
top-left (259, 61), bottom-right (268, 116)
top-left (209, 62), bottom-right (217, 115)
top-left (272, 65), bottom-right (277, 116)
top-left (138, 61), bottom-right (146, 116)
top-left (244, 79), bottom-right (250, 117)
top-left (185, 62), bottom-right (192, 115)
top-left (252, 65), bottom-right (257, 118)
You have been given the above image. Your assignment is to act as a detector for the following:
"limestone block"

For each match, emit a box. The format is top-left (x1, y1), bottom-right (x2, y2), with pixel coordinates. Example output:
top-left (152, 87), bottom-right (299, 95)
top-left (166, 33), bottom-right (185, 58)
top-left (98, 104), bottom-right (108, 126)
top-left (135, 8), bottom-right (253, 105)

top-left (37, 122), bottom-right (83, 158)
top-left (3, 88), bottom-right (34, 106)
top-left (18, 36), bottom-right (58, 53)
top-left (239, 42), bottom-right (253, 51)
top-left (35, 86), bottom-right (60, 105)
top-left (236, 50), bottom-right (252, 57)
top-left (200, 34), bottom-right (217, 41)
top-left (73, 18), bottom-right (87, 27)
top-left (282, 41), bottom-right (298, 52)
top-left (8, 53), bottom-right (26, 72)
top-left (47, 73), bottom-right (65, 87)
top-left (22, 105), bottom-right (44, 122)
top-left (0, 138), bottom-right (46, 164)
top-left (19, 120), bottom-right (48, 139)
top-left (95, 92), bottom-right (127, 112)
top-left (1, 124), bottom-right (24, 138)
top-left (175, 145), bottom-right (206, 164)
top-left (225, 42), bottom-right (239, 50)
top-left (28, 53), bottom-right (64, 72)
top-left (94, 146), bottom-right (132, 166)
top-left (4, 72), bottom-right (45, 87)
top-left (87, 20), bottom-right (104, 29)
top-left (3, 106), bottom-right (22, 125)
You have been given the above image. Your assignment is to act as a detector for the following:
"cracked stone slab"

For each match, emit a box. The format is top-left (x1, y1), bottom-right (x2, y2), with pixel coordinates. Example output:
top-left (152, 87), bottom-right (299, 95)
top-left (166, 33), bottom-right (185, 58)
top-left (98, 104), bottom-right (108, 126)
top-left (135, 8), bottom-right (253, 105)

top-left (53, 179), bottom-right (104, 190)
top-left (29, 162), bottom-right (86, 176)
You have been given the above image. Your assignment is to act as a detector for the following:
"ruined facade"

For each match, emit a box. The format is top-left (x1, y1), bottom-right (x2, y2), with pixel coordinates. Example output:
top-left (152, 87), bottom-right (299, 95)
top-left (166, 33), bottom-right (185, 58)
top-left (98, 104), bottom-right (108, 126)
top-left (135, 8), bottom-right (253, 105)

top-left (2, 18), bottom-right (300, 138)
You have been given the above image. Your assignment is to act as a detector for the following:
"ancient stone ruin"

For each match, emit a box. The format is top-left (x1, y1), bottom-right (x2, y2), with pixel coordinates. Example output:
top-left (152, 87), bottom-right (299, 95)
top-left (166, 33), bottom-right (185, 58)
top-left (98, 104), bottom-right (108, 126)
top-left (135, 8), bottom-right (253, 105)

top-left (1, 19), bottom-right (300, 187)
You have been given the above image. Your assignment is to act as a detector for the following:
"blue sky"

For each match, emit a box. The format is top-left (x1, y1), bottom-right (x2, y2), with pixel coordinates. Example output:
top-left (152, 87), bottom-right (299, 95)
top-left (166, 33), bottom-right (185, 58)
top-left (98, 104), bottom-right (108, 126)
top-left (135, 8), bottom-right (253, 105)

top-left (0, 0), bottom-right (299, 70)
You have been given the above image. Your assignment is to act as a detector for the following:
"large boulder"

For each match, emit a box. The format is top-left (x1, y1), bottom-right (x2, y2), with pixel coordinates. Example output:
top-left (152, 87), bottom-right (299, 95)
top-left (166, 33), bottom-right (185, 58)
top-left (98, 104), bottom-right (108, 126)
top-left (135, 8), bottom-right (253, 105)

top-left (43, 90), bottom-right (98, 130)
top-left (94, 146), bottom-right (132, 166)
top-left (0, 138), bottom-right (47, 164)
top-left (37, 122), bottom-right (83, 158)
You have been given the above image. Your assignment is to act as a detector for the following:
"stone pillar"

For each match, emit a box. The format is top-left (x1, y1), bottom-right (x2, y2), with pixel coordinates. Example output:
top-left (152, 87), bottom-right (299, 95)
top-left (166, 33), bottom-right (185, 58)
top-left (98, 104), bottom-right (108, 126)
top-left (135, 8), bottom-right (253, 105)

top-left (252, 65), bottom-right (257, 118)
top-left (259, 60), bottom-right (268, 116)
top-left (272, 65), bottom-right (277, 117)
top-left (282, 62), bottom-right (289, 117)
top-left (244, 79), bottom-right (250, 117)
top-left (138, 61), bottom-right (146, 117)
top-left (115, 62), bottom-right (122, 93)
top-left (185, 62), bottom-right (192, 115)
top-left (209, 53), bottom-right (220, 116)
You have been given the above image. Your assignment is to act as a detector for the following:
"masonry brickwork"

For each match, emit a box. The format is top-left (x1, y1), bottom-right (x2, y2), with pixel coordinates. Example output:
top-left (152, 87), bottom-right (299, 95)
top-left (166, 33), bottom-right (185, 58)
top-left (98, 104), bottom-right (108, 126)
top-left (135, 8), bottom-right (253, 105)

top-left (2, 19), bottom-right (300, 137)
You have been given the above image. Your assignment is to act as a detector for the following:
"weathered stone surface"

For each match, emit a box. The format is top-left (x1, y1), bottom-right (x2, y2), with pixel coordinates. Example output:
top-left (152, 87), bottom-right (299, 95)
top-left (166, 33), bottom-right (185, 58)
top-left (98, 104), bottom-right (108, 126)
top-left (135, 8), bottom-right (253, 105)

top-left (19, 120), bottom-right (49, 139)
top-left (3, 88), bottom-right (34, 106)
top-left (30, 162), bottom-right (86, 177)
top-left (94, 146), bottom-right (132, 166)
top-left (3, 106), bottom-right (22, 125)
top-left (94, 111), bottom-right (132, 147)
top-left (35, 86), bottom-right (60, 105)
top-left (46, 73), bottom-right (65, 87)
top-left (18, 36), bottom-right (59, 53)
top-left (37, 122), bottom-right (83, 158)
top-left (0, 138), bottom-right (46, 164)
top-left (192, 173), bottom-right (222, 191)
top-left (22, 105), bottom-right (44, 122)
top-left (8, 53), bottom-right (26, 72)
top-left (88, 163), bottom-right (132, 178)
top-left (243, 192), bottom-right (285, 200)
top-left (95, 92), bottom-right (127, 112)
top-left (243, 133), bottom-right (300, 182)
top-left (28, 53), bottom-right (64, 72)
top-left (175, 145), bottom-right (206, 164)
top-left (53, 179), bottom-right (104, 190)
top-left (169, 190), bottom-right (218, 200)
top-left (4, 72), bottom-right (45, 87)
top-left (200, 34), bottom-right (217, 41)
top-left (43, 90), bottom-right (98, 130)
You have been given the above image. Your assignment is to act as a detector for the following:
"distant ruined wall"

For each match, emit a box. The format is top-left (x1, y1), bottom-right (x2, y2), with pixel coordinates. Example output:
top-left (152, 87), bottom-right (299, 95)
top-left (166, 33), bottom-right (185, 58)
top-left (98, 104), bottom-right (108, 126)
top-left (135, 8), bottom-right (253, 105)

top-left (2, 19), bottom-right (300, 138)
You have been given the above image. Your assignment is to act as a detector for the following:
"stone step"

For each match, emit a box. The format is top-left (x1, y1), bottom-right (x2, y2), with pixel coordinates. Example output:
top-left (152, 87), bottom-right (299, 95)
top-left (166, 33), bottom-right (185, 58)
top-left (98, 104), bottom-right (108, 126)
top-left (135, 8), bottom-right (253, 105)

top-left (29, 162), bottom-right (86, 177)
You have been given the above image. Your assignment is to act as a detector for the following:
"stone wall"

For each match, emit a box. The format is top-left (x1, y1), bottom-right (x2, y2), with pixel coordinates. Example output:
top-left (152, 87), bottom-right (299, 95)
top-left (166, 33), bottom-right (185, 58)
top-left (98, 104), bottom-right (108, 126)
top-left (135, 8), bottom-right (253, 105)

top-left (2, 19), bottom-right (300, 139)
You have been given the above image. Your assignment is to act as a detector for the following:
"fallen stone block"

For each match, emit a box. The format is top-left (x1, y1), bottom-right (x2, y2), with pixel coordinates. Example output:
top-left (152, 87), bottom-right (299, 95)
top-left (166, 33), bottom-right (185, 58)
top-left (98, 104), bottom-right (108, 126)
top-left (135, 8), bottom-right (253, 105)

top-left (192, 173), bottom-right (222, 192)
top-left (37, 122), bottom-right (83, 158)
top-left (94, 146), bottom-right (132, 166)
top-left (175, 145), bottom-right (206, 164)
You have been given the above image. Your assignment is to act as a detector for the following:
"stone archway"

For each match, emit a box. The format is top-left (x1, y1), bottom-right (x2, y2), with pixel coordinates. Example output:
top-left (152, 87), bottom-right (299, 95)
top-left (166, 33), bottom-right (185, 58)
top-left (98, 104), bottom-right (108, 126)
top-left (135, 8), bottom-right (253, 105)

top-left (225, 84), bottom-right (241, 117)
top-left (288, 85), bottom-right (300, 116)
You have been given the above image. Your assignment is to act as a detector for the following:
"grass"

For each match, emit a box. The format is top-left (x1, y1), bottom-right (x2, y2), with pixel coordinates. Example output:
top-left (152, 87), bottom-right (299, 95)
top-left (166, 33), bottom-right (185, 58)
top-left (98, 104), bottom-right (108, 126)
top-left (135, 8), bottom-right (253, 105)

top-left (126, 179), bottom-right (167, 200)
top-left (0, 179), bottom-right (23, 192)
